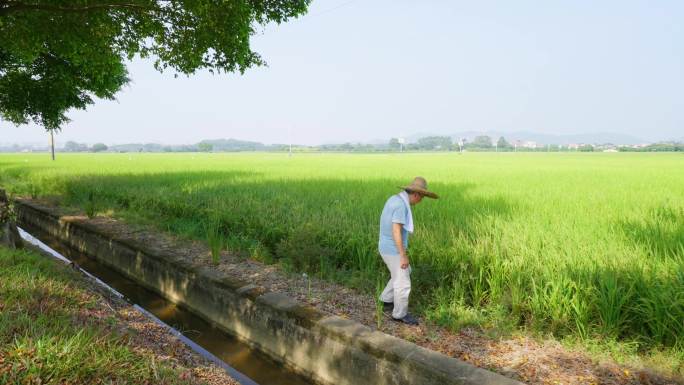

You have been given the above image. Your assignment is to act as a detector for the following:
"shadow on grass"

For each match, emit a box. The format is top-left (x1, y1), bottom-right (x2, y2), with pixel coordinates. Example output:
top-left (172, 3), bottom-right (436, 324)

top-left (620, 206), bottom-right (684, 260)
top-left (610, 206), bottom-right (684, 348)
top-left (10, 169), bottom-right (516, 289)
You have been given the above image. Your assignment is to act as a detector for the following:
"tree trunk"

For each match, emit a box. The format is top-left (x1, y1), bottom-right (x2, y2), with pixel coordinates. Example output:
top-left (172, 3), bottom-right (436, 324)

top-left (50, 130), bottom-right (55, 160)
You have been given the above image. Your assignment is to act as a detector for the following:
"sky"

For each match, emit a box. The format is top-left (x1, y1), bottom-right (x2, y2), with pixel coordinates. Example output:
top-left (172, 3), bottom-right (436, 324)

top-left (2, 0), bottom-right (683, 145)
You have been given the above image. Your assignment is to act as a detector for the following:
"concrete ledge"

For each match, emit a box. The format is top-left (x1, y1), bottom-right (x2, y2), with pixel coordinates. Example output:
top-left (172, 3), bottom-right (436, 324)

top-left (14, 198), bottom-right (523, 385)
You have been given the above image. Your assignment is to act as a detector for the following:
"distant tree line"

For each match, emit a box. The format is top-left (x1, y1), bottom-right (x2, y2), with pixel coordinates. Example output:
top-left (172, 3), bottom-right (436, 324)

top-left (386, 135), bottom-right (573, 152)
top-left (60, 139), bottom-right (269, 153)
top-left (618, 142), bottom-right (684, 152)
top-left (5, 137), bottom-right (682, 154)
top-left (317, 137), bottom-right (683, 153)
top-left (64, 141), bottom-right (108, 153)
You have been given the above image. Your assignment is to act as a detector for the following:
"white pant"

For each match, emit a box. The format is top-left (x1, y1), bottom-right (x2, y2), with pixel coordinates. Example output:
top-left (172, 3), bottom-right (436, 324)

top-left (379, 254), bottom-right (411, 319)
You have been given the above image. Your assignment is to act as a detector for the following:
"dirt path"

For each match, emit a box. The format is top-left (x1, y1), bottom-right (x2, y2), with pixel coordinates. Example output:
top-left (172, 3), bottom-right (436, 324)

top-left (29, 199), bottom-right (683, 385)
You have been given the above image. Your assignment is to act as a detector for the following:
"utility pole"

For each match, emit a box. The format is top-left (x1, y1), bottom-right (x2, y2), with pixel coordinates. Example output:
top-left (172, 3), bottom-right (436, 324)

top-left (49, 130), bottom-right (55, 161)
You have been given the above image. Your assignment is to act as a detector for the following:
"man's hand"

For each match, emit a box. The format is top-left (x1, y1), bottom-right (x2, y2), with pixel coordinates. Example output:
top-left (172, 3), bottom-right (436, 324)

top-left (400, 255), bottom-right (409, 269)
top-left (393, 223), bottom-right (410, 269)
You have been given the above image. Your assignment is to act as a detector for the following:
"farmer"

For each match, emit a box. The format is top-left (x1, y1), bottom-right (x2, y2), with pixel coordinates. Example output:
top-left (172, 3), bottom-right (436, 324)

top-left (378, 177), bottom-right (438, 325)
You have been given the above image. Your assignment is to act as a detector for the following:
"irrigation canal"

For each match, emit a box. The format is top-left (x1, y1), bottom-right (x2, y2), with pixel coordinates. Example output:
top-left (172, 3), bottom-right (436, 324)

top-left (19, 227), bottom-right (314, 385)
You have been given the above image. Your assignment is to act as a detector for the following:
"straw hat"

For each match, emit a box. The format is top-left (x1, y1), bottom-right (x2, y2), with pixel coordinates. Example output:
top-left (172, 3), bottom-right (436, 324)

top-left (399, 176), bottom-right (439, 199)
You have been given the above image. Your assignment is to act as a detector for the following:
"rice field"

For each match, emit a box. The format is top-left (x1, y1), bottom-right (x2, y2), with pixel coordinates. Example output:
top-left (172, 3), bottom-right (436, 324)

top-left (1, 152), bottom-right (683, 353)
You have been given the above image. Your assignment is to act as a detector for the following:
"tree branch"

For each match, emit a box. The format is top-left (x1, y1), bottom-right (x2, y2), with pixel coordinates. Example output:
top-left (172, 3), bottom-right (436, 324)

top-left (0, 1), bottom-right (156, 16)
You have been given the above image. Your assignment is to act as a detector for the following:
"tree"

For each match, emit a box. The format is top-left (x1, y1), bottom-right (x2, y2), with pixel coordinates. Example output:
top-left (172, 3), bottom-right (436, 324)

top-left (470, 135), bottom-right (493, 149)
top-left (91, 143), bottom-right (108, 152)
top-left (0, 0), bottom-right (310, 132)
top-left (416, 136), bottom-right (452, 151)
top-left (197, 142), bottom-right (213, 152)
top-left (339, 143), bottom-right (354, 152)
top-left (63, 140), bottom-right (88, 152)
top-left (388, 137), bottom-right (401, 151)
top-left (199, 138), bottom-right (264, 152)
top-left (496, 136), bottom-right (510, 149)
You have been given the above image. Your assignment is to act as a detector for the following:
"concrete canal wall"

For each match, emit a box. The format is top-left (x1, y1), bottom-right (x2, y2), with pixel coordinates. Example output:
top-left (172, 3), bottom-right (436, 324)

top-left (15, 199), bottom-right (522, 385)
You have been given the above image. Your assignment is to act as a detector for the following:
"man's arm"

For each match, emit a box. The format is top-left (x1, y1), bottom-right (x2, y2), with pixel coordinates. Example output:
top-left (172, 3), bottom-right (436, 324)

top-left (392, 222), bottom-right (409, 269)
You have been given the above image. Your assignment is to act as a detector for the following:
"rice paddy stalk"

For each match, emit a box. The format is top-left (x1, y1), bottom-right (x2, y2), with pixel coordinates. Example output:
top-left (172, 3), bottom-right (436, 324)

top-left (375, 277), bottom-right (384, 329)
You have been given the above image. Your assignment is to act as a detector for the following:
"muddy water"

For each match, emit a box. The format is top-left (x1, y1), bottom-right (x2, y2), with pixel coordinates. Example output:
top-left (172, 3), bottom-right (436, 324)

top-left (22, 228), bottom-right (313, 385)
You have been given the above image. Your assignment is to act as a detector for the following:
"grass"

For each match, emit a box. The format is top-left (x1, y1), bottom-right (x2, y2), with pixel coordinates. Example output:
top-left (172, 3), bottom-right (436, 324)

top-left (205, 220), bottom-right (224, 265)
top-left (0, 152), bottom-right (683, 367)
top-left (0, 245), bottom-right (198, 384)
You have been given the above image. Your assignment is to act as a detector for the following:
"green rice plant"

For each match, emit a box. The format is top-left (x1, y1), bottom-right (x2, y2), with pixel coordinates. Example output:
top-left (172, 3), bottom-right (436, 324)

top-left (595, 271), bottom-right (635, 339)
top-left (427, 285), bottom-right (487, 330)
top-left (249, 240), bottom-right (273, 264)
top-left (621, 206), bottom-right (684, 260)
top-left (469, 265), bottom-right (488, 308)
top-left (84, 190), bottom-right (97, 218)
top-left (569, 286), bottom-right (591, 340)
top-left (302, 273), bottom-right (312, 301)
top-left (28, 182), bottom-right (40, 199)
top-left (224, 233), bottom-right (273, 263)
top-left (276, 222), bottom-right (335, 274)
top-left (634, 275), bottom-right (684, 347)
top-left (375, 276), bottom-right (385, 329)
top-left (205, 221), bottom-right (224, 265)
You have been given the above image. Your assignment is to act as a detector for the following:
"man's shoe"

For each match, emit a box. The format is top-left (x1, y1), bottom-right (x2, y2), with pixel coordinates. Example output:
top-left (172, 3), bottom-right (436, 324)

top-left (392, 313), bottom-right (419, 326)
top-left (382, 301), bottom-right (393, 316)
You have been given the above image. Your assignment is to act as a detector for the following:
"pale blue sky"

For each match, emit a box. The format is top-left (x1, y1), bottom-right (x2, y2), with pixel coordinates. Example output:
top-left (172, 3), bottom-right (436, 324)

top-left (2, 0), bottom-right (683, 145)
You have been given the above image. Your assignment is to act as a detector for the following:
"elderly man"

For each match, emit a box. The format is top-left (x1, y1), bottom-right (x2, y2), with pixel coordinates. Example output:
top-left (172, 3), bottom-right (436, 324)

top-left (378, 177), bottom-right (438, 325)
